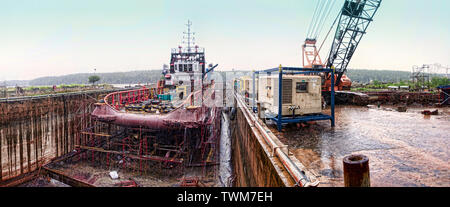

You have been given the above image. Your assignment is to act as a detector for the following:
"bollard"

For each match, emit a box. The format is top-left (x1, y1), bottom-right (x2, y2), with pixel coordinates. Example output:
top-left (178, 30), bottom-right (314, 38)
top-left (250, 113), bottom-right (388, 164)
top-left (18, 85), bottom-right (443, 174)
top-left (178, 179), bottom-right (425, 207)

top-left (343, 154), bottom-right (370, 187)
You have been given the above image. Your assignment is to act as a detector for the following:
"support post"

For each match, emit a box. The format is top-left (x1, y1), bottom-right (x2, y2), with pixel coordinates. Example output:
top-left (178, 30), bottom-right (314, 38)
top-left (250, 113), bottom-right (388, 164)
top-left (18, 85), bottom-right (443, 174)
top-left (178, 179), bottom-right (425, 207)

top-left (331, 68), bottom-right (335, 127)
top-left (223, 78), bottom-right (227, 108)
top-left (190, 78), bottom-right (194, 106)
top-left (277, 65), bottom-right (283, 132)
top-left (119, 93), bottom-right (122, 107)
top-left (252, 70), bottom-right (256, 112)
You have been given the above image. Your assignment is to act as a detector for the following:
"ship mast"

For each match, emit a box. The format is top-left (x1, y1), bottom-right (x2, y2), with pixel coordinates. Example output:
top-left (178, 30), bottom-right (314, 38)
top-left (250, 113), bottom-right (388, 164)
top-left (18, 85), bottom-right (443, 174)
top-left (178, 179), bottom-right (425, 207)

top-left (183, 20), bottom-right (196, 54)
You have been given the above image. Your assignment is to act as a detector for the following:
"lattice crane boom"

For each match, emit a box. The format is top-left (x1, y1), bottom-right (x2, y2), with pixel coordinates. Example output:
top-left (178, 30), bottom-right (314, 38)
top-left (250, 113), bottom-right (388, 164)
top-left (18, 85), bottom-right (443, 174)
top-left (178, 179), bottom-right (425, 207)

top-left (326, 0), bottom-right (382, 85)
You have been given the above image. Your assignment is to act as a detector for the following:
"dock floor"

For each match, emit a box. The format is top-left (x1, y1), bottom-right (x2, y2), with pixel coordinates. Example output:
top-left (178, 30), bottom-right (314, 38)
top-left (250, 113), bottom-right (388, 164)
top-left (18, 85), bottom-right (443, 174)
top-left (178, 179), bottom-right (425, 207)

top-left (270, 105), bottom-right (450, 187)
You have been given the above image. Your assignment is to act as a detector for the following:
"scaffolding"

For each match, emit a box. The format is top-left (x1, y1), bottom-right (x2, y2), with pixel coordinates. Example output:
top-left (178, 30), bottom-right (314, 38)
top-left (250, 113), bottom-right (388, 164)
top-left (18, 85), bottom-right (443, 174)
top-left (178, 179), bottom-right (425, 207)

top-left (67, 86), bottom-right (222, 186)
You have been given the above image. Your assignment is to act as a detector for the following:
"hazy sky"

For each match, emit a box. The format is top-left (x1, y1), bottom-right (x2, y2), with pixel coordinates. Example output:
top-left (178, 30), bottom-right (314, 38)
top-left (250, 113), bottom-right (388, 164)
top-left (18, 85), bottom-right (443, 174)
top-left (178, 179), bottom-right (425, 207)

top-left (1, 0), bottom-right (449, 80)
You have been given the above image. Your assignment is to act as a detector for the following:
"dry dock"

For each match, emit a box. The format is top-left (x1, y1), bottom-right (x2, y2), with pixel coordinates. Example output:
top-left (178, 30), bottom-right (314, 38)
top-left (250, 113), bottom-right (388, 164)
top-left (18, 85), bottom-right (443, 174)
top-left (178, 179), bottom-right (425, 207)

top-left (1, 86), bottom-right (449, 187)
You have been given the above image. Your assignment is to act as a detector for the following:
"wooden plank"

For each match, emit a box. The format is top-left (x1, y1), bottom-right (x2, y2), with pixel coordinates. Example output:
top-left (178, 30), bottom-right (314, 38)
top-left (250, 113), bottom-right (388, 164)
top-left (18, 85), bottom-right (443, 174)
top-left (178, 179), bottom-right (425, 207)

top-left (41, 167), bottom-right (95, 187)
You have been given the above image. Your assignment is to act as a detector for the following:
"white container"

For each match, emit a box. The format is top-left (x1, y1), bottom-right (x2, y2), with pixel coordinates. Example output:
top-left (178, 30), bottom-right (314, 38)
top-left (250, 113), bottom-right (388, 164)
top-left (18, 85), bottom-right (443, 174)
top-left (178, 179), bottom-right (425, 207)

top-left (258, 75), bottom-right (322, 116)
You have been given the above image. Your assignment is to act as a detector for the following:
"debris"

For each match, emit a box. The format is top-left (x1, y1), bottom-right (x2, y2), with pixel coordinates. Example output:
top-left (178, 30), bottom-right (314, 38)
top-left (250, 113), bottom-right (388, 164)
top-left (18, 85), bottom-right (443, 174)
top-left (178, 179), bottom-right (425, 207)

top-left (179, 177), bottom-right (200, 187)
top-left (431, 110), bottom-right (439, 115)
top-left (422, 110), bottom-right (439, 115)
top-left (397, 106), bottom-right (407, 112)
top-left (109, 171), bottom-right (119, 179)
top-left (114, 178), bottom-right (140, 187)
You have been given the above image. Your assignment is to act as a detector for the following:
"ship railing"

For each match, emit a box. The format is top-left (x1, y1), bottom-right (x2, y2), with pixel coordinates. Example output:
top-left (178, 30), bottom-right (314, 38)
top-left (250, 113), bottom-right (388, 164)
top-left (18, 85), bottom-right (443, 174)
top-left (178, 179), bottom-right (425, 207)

top-left (104, 86), bottom-right (152, 111)
top-left (171, 47), bottom-right (205, 54)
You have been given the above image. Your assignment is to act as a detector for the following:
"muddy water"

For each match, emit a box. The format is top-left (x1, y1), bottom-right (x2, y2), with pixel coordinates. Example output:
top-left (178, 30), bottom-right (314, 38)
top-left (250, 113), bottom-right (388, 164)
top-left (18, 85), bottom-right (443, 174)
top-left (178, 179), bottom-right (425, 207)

top-left (219, 112), bottom-right (232, 187)
top-left (271, 106), bottom-right (450, 187)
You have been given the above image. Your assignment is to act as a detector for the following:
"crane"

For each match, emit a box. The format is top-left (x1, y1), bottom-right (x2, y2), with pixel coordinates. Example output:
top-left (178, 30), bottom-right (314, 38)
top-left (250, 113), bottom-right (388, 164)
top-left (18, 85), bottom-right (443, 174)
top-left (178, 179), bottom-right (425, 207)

top-left (326, 0), bottom-right (382, 86)
top-left (302, 0), bottom-right (382, 104)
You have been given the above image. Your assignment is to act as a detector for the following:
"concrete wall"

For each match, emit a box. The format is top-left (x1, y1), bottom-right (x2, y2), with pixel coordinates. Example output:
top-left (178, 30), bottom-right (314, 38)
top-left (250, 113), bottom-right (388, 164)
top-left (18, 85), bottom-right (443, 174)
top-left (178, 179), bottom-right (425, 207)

top-left (0, 90), bottom-right (114, 184)
top-left (231, 107), bottom-right (287, 187)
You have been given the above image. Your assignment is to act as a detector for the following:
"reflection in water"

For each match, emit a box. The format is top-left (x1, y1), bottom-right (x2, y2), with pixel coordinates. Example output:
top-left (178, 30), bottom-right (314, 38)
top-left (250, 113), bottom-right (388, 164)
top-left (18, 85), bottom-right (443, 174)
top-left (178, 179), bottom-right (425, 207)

top-left (272, 106), bottom-right (450, 187)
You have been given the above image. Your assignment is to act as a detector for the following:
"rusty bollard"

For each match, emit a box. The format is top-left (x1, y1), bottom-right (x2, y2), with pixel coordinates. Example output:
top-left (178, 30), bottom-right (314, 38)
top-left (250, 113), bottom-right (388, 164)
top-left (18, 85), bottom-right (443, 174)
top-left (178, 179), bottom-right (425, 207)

top-left (343, 154), bottom-right (370, 187)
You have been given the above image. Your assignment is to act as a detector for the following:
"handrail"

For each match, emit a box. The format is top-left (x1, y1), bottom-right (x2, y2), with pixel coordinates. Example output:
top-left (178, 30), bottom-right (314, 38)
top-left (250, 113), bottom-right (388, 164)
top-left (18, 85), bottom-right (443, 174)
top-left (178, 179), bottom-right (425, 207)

top-left (0, 88), bottom-right (132, 103)
top-left (102, 82), bottom-right (216, 112)
top-left (103, 87), bottom-right (151, 111)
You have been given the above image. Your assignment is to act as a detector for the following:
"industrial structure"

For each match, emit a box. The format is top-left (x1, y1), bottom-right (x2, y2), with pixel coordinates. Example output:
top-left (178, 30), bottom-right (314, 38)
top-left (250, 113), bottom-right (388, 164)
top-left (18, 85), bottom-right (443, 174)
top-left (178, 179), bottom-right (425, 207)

top-left (257, 74), bottom-right (322, 117)
top-left (411, 64), bottom-right (432, 91)
top-left (251, 66), bottom-right (336, 132)
top-left (236, 0), bottom-right (383, 131)
top-left (2, 0), bottom-right (449, 189)
top-left (301, 0), bottom-right (382, 105)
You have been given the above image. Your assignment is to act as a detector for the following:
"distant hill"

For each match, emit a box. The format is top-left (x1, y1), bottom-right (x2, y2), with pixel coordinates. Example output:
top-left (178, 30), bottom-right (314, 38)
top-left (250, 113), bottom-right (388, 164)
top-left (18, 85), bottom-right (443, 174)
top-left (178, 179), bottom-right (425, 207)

top-left (1, 80), bottom-right (30, 87)
top-left (27, 70), bottom-right (163, 86)
top-left (225, 69), bottom-right (417, 84)
top-left (2, 69), bottom-right (447, 87)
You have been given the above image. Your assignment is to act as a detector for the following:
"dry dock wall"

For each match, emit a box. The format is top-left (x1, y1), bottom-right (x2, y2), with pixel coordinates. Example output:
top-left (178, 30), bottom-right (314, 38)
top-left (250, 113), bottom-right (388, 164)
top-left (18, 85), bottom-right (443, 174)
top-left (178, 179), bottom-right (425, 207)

top-left (0, 90), bottom-right (117, 185)
top-left (231, 107), bottom-right (287, 187)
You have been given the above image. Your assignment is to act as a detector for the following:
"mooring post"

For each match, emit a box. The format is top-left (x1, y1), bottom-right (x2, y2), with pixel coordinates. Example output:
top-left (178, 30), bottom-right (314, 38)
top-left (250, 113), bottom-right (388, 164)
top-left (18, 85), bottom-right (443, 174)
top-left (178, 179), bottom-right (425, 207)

top-left (343, 154), bottom-right (370, 187)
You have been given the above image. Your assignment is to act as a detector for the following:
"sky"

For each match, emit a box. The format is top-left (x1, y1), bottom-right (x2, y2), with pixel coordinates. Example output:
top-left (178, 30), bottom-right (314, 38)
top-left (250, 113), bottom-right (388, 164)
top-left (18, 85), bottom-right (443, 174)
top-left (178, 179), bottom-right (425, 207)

top-left (0, 0), bottom-right (449, 81)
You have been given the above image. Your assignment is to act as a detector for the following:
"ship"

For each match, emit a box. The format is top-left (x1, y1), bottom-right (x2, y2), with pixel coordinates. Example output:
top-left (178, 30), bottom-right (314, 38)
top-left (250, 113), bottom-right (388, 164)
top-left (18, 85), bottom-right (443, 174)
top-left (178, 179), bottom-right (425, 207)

top-left (87, 21), bottom-right (221, 184)
top-left (92, 20), bottom-right (218, 129)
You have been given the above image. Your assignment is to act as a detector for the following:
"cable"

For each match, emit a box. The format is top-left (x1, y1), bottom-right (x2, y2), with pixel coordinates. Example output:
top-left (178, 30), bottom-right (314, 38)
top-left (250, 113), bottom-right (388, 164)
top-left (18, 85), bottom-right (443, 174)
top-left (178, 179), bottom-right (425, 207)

top-left (309, 0), bottom-right (327, 39)
top-left (315, 0), bottom-right (337, 39)
top-left (309, 0), bottom-right (326, 38)
top-left (313, 13), bottom-right (340, 66)
top-left (306, 0), bottom-right (322, 38)
top-left (313, 0), bottom-right (331, 39)
top-left (322, 11), bottom-right (342, 66)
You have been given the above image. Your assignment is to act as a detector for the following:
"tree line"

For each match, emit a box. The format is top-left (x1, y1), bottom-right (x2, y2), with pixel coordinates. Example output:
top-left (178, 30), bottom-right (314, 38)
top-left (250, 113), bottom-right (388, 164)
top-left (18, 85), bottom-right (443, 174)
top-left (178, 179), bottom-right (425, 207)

top-left (2, 69), bottom-right (448, 87)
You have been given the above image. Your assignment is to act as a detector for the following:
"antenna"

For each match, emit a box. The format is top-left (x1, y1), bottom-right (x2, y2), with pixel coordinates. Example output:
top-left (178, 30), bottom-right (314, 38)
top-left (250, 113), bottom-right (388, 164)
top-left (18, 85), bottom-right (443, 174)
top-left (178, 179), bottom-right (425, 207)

top-left (182, 20), bottom-right (196, 53)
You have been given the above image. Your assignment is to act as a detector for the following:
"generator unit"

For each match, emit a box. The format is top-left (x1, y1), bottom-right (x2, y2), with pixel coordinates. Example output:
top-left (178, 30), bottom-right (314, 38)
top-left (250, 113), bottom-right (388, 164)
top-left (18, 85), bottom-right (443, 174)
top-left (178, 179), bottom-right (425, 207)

top-left (236, 76), bottom-right (258, 104)
top-left (258, 75), bottom-right (322, 116)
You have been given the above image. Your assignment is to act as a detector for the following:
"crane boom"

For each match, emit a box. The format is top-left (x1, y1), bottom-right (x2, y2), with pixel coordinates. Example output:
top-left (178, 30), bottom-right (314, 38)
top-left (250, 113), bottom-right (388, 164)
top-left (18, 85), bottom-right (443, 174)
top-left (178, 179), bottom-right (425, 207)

top-left (326, 0), bottom-right (382, 85)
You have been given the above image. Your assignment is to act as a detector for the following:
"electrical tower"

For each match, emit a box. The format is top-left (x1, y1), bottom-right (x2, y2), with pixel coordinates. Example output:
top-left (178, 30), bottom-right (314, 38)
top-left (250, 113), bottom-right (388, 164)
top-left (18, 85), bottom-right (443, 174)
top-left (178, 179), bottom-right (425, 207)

top-left (411, 64), bottom-right (431, 91)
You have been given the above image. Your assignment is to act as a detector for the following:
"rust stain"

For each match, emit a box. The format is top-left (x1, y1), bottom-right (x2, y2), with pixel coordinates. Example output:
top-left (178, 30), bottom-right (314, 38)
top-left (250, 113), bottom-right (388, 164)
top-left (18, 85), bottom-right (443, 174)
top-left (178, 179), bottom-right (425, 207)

top-left (0, 91), bottom-right (112, 184)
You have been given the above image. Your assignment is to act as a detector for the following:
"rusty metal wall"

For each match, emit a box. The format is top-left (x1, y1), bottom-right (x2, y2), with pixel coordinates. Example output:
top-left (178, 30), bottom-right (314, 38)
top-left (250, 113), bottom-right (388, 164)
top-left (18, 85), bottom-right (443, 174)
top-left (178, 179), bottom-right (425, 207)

top-left (0, 91), bottom-right (111, 184)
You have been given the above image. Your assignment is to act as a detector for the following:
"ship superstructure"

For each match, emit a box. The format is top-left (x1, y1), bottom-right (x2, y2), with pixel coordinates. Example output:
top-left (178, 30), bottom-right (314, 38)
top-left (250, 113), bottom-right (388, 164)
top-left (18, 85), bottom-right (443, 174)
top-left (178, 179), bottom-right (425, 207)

top-left (164, 20), bottom-right (206, 88)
